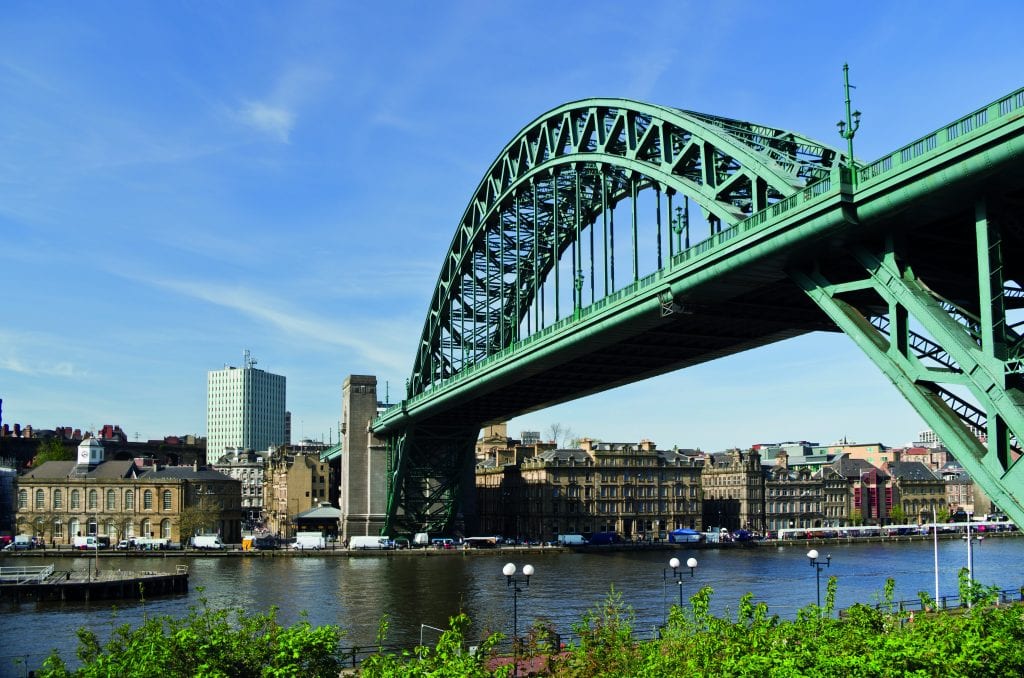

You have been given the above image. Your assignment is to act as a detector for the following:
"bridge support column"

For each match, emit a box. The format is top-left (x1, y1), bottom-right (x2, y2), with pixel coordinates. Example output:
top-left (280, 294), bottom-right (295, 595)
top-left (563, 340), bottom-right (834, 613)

top-left (383, 422), bottom-right (478, 536)
top-left (791, 215), bottom-right (1024, 525)
top-left (340, 375), bottom-right (388, 542)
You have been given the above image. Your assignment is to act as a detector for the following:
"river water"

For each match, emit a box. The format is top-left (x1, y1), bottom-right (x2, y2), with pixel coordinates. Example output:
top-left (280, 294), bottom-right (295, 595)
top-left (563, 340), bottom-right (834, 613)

top-left (3, 536), bottom-right (1023, 673)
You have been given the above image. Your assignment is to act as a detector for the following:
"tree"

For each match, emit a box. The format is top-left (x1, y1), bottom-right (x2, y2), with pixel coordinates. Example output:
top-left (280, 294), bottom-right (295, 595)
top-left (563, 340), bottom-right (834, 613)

top-left (178, 504), bottom-right (219, 543)
top-left (33, 438), bottom-right (73, 466)
top-left (547, 423), bottom-right (575, 448)
top-left (888, 505), bottom-right (905, 524)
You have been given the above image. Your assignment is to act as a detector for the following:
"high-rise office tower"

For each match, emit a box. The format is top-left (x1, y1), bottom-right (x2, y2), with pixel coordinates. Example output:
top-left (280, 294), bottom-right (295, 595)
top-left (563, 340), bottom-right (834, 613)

top-left (206, 350), bottom-right (286, 460)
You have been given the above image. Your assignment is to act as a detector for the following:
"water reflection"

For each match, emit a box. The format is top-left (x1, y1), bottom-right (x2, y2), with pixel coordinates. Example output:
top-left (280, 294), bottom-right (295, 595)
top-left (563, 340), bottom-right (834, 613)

top-left (3, 537), bottom-right (1023, 671)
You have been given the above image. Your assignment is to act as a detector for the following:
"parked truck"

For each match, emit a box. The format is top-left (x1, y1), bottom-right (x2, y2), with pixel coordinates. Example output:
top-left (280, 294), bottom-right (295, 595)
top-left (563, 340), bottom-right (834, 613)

top-left (191, 534), bottom-right (224, 550)
top-left (413, 532), bottom-right (430, 548)
top-left (293, 532), bottom-right (326, 550)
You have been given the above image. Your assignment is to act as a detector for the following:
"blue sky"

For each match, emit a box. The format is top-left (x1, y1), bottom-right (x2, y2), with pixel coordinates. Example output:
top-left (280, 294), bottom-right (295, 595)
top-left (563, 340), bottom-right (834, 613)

top-left (1, 2), bottom-right (1021, 451)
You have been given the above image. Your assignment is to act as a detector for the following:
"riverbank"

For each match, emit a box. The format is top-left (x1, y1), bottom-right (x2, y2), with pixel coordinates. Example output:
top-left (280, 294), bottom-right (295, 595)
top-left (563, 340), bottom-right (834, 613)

top-left (3, 529), bottom-right (1016, 558)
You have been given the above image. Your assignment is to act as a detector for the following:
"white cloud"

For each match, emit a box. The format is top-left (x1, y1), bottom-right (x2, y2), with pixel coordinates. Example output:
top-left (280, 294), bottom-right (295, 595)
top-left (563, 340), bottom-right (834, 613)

top-left (0, 331), bottom-right (83, 378)
top-left (123, 273), bottom-right (409, 372)
top-left (237, 101), bottom-right (295, 143)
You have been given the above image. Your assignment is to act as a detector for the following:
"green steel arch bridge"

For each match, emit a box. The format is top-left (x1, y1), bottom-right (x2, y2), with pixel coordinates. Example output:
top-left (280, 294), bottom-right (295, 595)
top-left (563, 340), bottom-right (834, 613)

top-left (374, 85), bottom-right (1024, 536)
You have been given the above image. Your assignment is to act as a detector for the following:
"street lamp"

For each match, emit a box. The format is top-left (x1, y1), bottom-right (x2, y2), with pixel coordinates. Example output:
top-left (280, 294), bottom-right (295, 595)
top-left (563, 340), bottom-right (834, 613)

top-left (963, 512), bottom-right (983, 608)
top-left (665, 556), bottom-right (698, 612)
top-left (503, 562), bottom-right (534, 675)
top-left (807, 549), bottom-right (831, 612)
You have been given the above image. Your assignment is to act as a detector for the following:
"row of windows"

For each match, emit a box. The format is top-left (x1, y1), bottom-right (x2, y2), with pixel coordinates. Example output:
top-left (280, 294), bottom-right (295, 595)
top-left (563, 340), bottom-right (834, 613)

top-left (19, 488), bottom-right (173, 512)
top-left (24, 517), bottom-right (173, 540)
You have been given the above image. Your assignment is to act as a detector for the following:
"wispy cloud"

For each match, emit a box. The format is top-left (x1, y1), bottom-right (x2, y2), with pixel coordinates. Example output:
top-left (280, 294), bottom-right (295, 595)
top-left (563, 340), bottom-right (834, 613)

top-left (0, 331), bottom-right (84, 378)
top-left (237, 101), bottom-right (295, 142)
top-left (122, 273), bottom-right (408, 371)
top-left (231, 65), bottom-right (331, 143)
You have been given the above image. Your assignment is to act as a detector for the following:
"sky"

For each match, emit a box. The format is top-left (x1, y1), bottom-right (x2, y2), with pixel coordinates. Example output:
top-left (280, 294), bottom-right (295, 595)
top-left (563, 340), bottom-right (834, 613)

top-left (1, 1), bottom-right (1022, 452)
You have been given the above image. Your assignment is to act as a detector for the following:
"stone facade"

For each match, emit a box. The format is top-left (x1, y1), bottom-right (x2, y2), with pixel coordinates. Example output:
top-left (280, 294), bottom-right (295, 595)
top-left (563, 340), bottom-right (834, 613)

top-left (701, 449), bottom-right (765, 531)
top-left (263, 444), bottom-right (331, 538)
top-left (339, 375), bottom-right (387, 541)
top-left (477, 439), bottom-right (703, 541)
top-left (15, 439), bottom-right (242, 544)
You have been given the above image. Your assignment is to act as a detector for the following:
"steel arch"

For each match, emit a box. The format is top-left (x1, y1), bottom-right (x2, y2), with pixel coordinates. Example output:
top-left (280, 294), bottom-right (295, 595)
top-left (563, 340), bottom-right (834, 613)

top-left (409, 99), bottom-right (843, 395)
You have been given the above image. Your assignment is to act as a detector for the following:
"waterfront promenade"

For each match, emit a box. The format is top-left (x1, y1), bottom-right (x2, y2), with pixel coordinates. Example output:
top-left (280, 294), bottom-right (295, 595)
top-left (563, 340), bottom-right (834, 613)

top-left (2, 528), bottom-right (1015, 558)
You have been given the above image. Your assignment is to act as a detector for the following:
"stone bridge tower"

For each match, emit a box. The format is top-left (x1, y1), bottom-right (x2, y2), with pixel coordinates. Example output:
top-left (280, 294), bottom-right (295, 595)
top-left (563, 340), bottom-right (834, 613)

top-left (340, 375), bottom-right (387, 541)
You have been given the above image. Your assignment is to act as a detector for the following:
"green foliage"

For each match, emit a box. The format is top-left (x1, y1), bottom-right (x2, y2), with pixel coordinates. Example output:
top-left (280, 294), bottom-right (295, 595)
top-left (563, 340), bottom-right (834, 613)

top-left (38, 597), bottom-right (345, 677)
top-left (33, 437), bottom-right (73, 465)
top-left (360, 612), bottom-right (504, 677)
top-left (957, 567), bottom-right (1001, 607)
top-left (39, 577), bottom-right (1024, 678)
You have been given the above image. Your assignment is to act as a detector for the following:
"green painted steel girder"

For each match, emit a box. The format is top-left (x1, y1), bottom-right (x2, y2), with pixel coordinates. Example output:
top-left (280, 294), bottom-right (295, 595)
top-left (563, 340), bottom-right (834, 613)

top-left (792, 219), bottom-right (1024, 524)
top-left (408, 100), bottom-right (844, 398)
top-left (381, 85), bottom-right (1024, 536)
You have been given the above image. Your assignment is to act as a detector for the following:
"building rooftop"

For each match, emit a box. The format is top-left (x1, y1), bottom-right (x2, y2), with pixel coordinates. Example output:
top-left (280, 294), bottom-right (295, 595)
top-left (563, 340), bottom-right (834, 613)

top-left (888, 461), bottom-right (940, 481)
top-left (21, 460), bottom-right (138, 480)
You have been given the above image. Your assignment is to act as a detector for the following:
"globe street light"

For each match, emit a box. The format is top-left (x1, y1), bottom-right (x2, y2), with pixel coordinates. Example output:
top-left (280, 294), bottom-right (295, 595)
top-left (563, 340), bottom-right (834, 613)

top-left (666, 556), bottom-right (698, 611)
top-left (807, 549), bottom-right (831, 612)
top-left (503, 562), bottom-right (534, 675)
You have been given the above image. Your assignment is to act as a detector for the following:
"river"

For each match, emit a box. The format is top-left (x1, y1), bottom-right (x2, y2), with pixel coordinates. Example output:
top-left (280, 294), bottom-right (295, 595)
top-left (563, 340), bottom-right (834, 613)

top-left (3, 536), bottom-right (1023, 674)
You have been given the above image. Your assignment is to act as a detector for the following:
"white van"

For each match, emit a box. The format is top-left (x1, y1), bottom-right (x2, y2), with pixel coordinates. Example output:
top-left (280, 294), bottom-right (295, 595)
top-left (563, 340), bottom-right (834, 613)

top-left (349, 535), bottom-right (391, 550)
top-left (73, 535), bottom-right (99, 550)
top-left (191, 535), bottom-right (224, 550)
top-left (293, 532), bottom-right (326, 550)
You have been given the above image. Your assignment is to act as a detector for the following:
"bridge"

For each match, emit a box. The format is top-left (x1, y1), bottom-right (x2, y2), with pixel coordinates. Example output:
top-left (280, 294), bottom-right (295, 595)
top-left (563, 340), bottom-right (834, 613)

top-left (373, 83), bottom-right (1024, 536)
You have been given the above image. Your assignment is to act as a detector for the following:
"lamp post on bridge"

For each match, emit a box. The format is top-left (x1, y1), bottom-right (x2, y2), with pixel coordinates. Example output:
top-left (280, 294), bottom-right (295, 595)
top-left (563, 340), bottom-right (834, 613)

top-left (574, 269), bottom-right (584, 315)
top-left (671, 202), bottom-right (689, 253)
top-left (837, 63), bottom-right (862, 185)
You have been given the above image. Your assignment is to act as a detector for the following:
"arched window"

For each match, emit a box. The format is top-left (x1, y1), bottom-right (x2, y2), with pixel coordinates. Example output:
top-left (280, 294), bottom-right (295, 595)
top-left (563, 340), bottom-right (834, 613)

top-left (53, 489), bottom-right (63, 509)
top-left (125, 490), bottom-right (135, 510)
top-left (106, 520), bottom-right (117, 539)
top-left (141, 518), bottom-right (152, 538)
top-left (162, 490), bottom-right (172, 511)
top-left (143, 490), bottom-right (153, 510)
top-left (124, 520), bottom-right (135, 538)
top-left (18, 489), bottom-right (27, 509)
top-left (69, 518), bottom-right (80, 538)
top-left (35, 489), bottom-right (45, 510)
top-left (106, 490), bottom-right (116, 511)
top-left (71, 489), bottom-right (80, 509)
top-left (161, 519), bottom-right (171, 539)
top-left (53, 519), bottom-right (64, 539)
top-left (88, 489), bottom-right (98, 510)
top-left (87, 517), bottom-right (97, 536)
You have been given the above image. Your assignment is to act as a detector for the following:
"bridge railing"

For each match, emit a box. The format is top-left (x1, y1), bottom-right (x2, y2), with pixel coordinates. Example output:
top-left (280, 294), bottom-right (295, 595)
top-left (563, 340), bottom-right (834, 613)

top-left (859, 86), bottom-right (1024, 185)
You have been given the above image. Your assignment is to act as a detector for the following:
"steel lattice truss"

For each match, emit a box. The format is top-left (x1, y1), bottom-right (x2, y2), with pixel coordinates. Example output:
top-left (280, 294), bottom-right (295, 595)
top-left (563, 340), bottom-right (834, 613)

top-left (387, 100), bottom-right (844, 535)
top-left (384, 86), bottom-right (1024, 536)
top-left (409, 100), bottom-right (842, 396)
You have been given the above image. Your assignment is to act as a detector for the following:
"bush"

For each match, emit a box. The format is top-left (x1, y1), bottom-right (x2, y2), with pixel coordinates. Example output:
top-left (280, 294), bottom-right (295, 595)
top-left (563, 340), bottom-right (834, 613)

top-left (38, 594), bottom-right (345, 678)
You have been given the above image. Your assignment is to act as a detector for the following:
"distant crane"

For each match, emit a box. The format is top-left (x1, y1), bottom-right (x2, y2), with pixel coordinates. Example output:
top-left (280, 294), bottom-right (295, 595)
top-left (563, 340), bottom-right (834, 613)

top-left (243, 349), bottom-right (258, 369)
